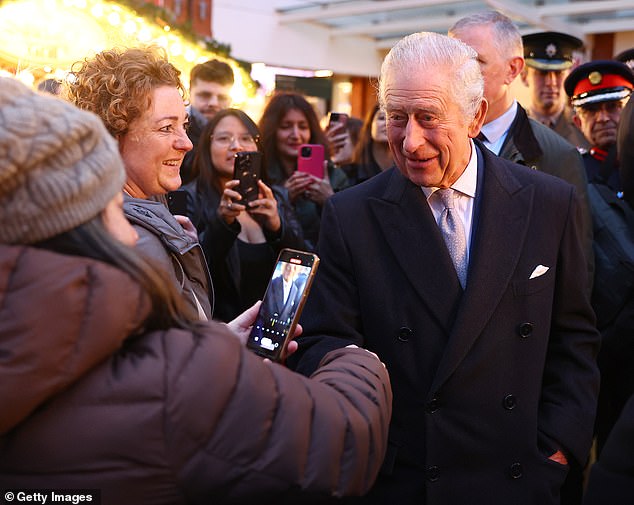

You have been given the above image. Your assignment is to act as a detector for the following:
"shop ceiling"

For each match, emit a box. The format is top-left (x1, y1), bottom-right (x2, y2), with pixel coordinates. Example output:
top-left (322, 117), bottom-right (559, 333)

top-left (276, 0), bottom-right (634, 50)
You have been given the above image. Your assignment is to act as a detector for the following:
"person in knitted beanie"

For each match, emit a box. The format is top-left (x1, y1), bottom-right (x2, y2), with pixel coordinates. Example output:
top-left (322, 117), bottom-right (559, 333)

top-left (0, 76), bottom-right (131, 245)
top-left (0, 82), bottom-right (392, 505)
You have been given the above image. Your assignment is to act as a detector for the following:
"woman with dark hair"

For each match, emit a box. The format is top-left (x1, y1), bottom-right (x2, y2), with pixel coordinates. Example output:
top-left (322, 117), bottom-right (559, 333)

top-left (258, 91), bottom-right (349, 249)
top-left (343, 104), bottom-right (394, 186)
top-left (0, 76), bottom-right (392, 505)
top-left (183, 108), bottom-right (306, 322)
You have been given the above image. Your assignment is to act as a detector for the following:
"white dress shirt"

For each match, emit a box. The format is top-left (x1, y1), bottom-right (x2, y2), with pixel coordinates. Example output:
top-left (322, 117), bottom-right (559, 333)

top-left (422, 139), bottom-right (478, 265)
top-left (479, 101), bottom-right (518, 155)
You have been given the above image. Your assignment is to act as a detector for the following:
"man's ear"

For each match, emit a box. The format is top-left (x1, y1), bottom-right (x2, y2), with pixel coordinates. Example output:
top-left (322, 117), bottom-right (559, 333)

top-left (468, 99), bottom-right (488, 138)
top-left (519, 68), bottom-right (529, 87)
top-left (573, 112), bottom-right (582, 129)
top-left (507, 56), bottom-right (525, 84)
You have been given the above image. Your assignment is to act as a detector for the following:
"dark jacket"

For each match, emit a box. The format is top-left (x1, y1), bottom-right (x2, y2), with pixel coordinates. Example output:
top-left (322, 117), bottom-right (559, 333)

top-left (290, 146), bottom-right (600, 505)
top-left (0, 245), bottom-right (392, 504)
top-left (182, 181), bottom-right (306, 322)
top-left (124, 194), bottom-right (213, 320)
top-left (267, 160), bottom-right (350, 251)
top-left (499, 104), bottom-right (594, 289)
top-left (583, 394), bottom-right (634, 505)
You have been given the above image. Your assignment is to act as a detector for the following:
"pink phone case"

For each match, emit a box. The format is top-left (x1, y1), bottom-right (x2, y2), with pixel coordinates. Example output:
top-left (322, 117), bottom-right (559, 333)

top-left (297, 144), bottom-right (325, 179)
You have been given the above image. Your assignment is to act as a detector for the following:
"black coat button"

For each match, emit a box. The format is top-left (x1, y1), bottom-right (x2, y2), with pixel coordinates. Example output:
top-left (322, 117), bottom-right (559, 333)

top-left (396, 327), bottom-right (412, 342)
top-left (503, 394), bottom-right (517, 410)
top-left (518, 322), bottom-right (533, 338)
top-left (426, 397), bottom-right (440, 413)
top-left (510, 462), bottom-right (523, 479)
top-left (427, 465), bottom-right (440, 482)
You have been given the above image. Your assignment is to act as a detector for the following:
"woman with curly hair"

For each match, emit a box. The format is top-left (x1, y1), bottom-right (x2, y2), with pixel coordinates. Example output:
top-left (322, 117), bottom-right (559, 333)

top-left (64, 46), bottom-right (213, 321)
top-left (0, 77), bottom-right (392, 504)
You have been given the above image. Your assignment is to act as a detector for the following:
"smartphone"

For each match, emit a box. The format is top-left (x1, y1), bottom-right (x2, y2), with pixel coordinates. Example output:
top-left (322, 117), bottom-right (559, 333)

top-left (246, 249), bottom-right (320, 362)
top-left (167, 190), bottom-right (188, 215)
top-left (233, 151), bottom-right (262, 204)
top-left (297, 144), bottom-right (325, 179)
top-left (328, 112), bottom-right (349, 129)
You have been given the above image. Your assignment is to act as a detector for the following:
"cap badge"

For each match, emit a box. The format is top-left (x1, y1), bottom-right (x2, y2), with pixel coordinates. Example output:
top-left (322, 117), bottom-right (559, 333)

top-left (589, 71), bottom-right (602, 85)
top-left (546, 43), bottom-right (557, 58)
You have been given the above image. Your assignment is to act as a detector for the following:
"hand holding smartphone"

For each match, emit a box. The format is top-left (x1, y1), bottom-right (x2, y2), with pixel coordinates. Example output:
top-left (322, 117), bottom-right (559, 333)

top-left (328, 112), bottom-right (349, 130)
top-left (297, 144), bottom-right (325, 179)
top-left (246, 249), bottom-right (319, 362)
top-left (233, 151), bottom-right (262, 204)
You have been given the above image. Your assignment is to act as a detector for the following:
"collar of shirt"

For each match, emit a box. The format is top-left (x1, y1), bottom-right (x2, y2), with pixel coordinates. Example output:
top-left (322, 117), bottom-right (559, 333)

top-left (479, 101), bottom-right (518, 155)
top-left (421, 139), bottom-right (478, 256)
top-left (421, 139), bottom-right (477, 201)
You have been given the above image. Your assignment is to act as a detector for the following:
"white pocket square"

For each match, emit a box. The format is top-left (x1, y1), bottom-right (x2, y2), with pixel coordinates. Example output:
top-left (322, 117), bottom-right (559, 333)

top-left (529, 265), bottom-right (549, 279)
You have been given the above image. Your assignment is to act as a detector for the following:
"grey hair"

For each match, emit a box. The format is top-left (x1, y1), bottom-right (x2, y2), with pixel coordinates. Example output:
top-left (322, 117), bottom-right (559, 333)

top-left (448, 11), bottom-right (523, 60)
top-left (378, 31), bottom-right (484, 122)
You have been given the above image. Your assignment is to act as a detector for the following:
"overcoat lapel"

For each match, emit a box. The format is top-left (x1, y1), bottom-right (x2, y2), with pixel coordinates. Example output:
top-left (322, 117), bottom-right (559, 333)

top-left (369, 170), bottom-right (463, 331)
top-left (432, 154), bottom-right (534, 391)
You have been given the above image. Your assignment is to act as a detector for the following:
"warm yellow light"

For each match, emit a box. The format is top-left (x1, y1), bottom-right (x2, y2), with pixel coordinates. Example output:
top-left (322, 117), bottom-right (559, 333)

top-left (123, 20), bottom-right (136, 35)
top-left (170, 42), bottom-right (182, 57)
top-left (137, 26), bottom-right (152, 42)
top-left (90, 3), bottom-right (103, 17)
top-left (107, 11), bottom-right (120, 25)
top-left (0, 0), bottom-right (256, 104)
top-left (314, 69), bottom-right (334, 78)
top-left (17, 70), bottom-right (35, 86)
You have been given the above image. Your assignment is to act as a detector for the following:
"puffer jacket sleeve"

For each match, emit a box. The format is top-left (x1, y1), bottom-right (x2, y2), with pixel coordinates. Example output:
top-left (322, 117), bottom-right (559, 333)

top-left (162, 323), bottom-right (391, 504)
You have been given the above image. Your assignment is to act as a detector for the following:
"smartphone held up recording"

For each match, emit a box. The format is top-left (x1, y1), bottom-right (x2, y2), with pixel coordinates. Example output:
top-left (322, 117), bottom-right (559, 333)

top-left (328, 112), bottom-right (349, 129)
top-left (233, 151), bottom-right (262, 204)
top-left (297, 144), bottom-right (325, 179)
top-left (246, 249), bottom-right (320, 362)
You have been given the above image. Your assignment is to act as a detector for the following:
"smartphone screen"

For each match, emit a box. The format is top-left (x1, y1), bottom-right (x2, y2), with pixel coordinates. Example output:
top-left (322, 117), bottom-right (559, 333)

top-left (233, 151), bottom-right (262, 204)
top-left (246, 249), bottom-right (320, 362)
top-left (297, 144), bottom-right (325, 179)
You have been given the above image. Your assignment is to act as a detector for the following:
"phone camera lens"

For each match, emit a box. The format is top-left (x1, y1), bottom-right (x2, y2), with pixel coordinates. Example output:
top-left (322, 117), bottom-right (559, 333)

top-left (301, 146), bottom-right (311, 157)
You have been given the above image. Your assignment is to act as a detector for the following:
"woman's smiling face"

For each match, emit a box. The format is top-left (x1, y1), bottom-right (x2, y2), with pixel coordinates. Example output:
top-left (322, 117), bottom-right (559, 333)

top-left (119, 85), bottom-right (192, 198)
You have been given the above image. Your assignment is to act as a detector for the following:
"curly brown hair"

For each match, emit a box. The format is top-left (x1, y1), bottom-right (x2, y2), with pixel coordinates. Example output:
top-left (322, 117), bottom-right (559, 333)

top-left (64, 46), bottom-right (185, 138)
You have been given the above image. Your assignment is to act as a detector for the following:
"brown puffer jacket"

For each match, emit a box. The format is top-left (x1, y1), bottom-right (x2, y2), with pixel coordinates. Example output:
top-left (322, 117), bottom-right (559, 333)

top-left (0, 245), bottom-right (392, 504)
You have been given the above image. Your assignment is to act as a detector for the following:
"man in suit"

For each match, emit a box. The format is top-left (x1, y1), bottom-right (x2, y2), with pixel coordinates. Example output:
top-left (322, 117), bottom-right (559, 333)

top-left (265, 261), bottom-right (300, 323)
top-left (288, 31), bottom-right (599, 505)
top-left (448, 11), bottom-right (594, 291)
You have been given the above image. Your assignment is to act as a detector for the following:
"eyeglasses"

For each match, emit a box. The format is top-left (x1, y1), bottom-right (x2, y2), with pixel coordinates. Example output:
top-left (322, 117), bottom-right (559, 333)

top-left (210, 133), bottom-right (258, 147)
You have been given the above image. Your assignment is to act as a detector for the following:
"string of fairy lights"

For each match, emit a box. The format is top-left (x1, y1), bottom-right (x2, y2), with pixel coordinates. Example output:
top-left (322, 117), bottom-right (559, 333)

top-left (0, 0), bottom-right (256, 104)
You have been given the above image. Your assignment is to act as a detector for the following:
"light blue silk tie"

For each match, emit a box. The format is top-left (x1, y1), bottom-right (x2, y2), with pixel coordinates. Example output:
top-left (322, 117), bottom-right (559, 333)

top-left (436, 188), bottom-right (467, 288)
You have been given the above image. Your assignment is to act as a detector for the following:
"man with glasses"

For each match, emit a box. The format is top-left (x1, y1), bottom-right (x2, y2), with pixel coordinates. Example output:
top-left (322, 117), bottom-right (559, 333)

top-left (564, 60), bottom-right (634, 192)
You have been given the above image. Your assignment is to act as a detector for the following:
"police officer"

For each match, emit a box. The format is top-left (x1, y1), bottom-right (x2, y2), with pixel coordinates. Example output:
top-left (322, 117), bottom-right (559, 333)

top-left (564, 60), bottom-right (634, 192)
top-left (521, 31), bottom-right (589, 149)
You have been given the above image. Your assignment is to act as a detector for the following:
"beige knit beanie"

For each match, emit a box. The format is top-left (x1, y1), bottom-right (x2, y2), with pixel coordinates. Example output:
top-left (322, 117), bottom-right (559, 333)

top-left (0, 77), bottom-right (126, 244)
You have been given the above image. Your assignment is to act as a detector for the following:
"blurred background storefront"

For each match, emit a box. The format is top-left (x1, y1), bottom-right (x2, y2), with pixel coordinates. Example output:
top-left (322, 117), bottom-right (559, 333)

top-left (2, 0), bottom-right (634, 122)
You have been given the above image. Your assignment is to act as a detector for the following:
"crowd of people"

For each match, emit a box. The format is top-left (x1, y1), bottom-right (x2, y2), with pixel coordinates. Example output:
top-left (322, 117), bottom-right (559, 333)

top-left (1, 8), bottom-right (634, 505)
